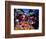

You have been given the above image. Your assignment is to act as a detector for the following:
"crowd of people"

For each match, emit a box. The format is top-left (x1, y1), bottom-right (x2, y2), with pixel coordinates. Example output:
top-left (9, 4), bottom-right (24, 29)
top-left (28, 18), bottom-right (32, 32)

top-left (14, 9), bottom-right (39, 30)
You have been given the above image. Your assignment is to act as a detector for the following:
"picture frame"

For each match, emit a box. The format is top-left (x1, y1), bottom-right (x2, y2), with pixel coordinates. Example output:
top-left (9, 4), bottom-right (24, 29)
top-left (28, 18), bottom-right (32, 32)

top-left (5, 1), bottom-right (45, 38)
